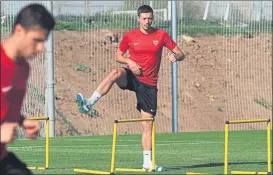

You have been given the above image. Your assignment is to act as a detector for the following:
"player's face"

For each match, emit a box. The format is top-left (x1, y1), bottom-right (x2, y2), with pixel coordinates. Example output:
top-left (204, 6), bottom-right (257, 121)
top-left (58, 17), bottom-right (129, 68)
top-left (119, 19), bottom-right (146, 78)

top-left (15, 24), bottom-right (49, 59)
top-left (138, 12), bottom-right (153, 31)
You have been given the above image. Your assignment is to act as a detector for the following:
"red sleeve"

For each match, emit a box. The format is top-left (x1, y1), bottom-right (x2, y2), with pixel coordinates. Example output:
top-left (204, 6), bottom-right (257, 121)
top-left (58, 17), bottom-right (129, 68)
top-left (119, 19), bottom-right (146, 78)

top-left (164, 32), bottom-right (177, 50)
top-left (0, 91), bottom-right (7, 123)
top-left (119, 34), bottom-right (129, 53)
top-left (1, 66), bottom-right (11, 123)
top-left (1, 60), bottom-right (29, 124)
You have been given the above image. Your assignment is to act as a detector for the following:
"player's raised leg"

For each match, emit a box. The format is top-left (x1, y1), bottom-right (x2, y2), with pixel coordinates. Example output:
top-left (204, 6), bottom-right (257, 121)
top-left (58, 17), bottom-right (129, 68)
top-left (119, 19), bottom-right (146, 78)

top-left (77, 68), bottom-right (127, 114)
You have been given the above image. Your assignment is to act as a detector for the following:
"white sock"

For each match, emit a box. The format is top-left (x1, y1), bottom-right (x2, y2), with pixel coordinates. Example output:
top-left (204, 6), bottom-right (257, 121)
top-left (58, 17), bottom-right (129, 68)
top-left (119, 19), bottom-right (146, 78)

top-left (87, 91), bottom-right (101, 106)
top-left (143, 150), bottom-right (152, 167)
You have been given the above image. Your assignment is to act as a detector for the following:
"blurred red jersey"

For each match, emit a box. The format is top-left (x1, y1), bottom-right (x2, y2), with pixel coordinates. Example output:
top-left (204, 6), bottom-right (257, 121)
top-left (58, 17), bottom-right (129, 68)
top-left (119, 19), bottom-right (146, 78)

top-left (119, 28), bottom-right (176, 87)
top-left (0, 44), bottom-right (29, 159)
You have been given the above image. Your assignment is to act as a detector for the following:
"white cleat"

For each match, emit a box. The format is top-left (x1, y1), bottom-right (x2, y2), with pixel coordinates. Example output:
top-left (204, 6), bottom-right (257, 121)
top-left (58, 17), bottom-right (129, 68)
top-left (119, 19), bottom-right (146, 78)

top-left (143, 164), bottom-right (165, 172)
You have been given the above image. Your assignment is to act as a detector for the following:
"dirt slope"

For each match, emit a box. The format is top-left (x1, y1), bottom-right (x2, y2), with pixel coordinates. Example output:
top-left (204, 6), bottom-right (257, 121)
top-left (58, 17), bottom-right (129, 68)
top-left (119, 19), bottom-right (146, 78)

top-left (49, 30), bottom-right (271, 136)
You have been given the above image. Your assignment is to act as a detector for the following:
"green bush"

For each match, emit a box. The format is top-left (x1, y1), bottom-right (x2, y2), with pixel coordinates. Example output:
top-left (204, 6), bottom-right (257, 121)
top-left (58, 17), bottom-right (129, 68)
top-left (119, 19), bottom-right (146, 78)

top-left (54, 14), bottom-right (271, 36)
top-left (72, 63), bottom-right (92, 72)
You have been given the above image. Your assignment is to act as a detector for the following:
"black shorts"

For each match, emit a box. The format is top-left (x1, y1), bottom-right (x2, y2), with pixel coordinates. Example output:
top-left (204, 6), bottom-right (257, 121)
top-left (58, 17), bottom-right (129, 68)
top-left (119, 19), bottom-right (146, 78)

top-left (119, 68), bottom-right (158, 116)
top-left (0, 152), bottom-right (33, 175)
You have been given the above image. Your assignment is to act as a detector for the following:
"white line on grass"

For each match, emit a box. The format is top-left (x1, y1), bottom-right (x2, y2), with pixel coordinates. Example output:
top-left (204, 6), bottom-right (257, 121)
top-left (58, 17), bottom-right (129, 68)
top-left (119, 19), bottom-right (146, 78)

top-left (16, 139), bottom-right (223, 144)
top-left (8, 141), bottom-right (223, 150)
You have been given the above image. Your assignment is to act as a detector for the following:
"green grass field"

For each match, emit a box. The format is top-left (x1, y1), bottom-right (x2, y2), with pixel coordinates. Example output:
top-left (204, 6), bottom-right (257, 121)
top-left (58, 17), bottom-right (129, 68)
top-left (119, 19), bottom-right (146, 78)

top-left (8, 130), bottom-right (271, 174)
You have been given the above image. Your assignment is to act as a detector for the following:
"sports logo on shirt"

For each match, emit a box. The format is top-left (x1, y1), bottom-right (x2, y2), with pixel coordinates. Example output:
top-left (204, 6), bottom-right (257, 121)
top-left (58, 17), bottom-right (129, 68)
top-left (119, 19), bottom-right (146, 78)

top-left (153, 40), bottom-right (158, 45)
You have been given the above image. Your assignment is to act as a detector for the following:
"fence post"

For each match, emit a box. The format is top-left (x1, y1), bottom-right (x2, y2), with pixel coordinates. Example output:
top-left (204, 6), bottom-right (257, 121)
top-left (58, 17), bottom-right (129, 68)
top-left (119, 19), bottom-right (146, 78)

top-left (45, 1), bottom-right (55, 137)
top-left (171, 0), bottom-right (178, 133)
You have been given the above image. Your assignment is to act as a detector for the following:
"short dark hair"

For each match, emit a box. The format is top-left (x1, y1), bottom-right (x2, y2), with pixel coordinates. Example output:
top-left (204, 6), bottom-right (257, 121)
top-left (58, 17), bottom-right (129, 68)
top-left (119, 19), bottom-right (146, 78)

top-left (13, 3), bottom-right (55, 33)
top-left (137, 5), bottom-right (153, 17)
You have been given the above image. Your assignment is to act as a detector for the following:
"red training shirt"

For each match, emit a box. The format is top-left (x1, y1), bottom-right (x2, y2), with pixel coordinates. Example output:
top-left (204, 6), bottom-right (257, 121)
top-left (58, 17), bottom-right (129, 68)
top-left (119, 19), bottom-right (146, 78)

top-left (0, 44), bottom-right (29, 160)
top-left (119, 28), bottom-right (176, 87)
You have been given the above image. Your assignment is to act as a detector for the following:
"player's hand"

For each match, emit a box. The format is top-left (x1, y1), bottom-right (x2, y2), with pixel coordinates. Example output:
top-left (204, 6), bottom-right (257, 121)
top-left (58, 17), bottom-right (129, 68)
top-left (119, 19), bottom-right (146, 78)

top-left (127, 59), bottom-right (142, 76)
top-left (0, 122), bottom-right (18, 144)
top-left (22, 120), bottom-right (40, 140)
top-left (168, 53), bottom-right (178, 63)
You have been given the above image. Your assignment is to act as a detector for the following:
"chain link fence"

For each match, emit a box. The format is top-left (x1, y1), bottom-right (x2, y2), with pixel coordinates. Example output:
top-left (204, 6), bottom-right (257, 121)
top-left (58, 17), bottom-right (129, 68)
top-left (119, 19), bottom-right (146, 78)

top-left (1, 1), bottom-right (272, 136)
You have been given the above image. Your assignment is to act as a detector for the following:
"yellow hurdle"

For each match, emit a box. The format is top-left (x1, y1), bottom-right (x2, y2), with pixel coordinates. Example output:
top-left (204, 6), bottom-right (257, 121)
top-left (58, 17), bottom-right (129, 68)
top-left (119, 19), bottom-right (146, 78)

top-left (111, 118), bottom-right (155, 173)
top-left (224, 118), bottom-right (271, 174)
top-left (73, 168), bottom-right (111, 174)
top-left (115, 168), bottom-right (152, 172)
top-left (73, 118), bottom-right (156, 174)
top-left (27, 167), bottom-right (46, 170)
top-left (152, 120), bottom-right (155, 171)
top-left (227, 119), bottom-right (270, 124)
top-left (46, 118), bottom-right (49, 168)
top-left (115, 118), bottom-right (154, 123)
top-left (27, 117), bottom-right (49, 170)
top-left (267, 121), bottom-right (271, 173)
top-left (110, 122), bottom-right (118, 173)
top-left (231, 171), bottom-right (269, 174)
top-left (224, 123), bottom-right (229, 174)
top-left (186, 172), bottom-right (212, 175)
top-left (27, 117), bottom-right (49, 121)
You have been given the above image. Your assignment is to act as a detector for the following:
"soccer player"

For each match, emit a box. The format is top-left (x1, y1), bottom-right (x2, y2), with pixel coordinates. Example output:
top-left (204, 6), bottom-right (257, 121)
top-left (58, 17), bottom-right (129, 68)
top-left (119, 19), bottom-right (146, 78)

top-left (1, 3), bottom-right (55, 175)
top-left (76, 5), bottom-right (185, 171)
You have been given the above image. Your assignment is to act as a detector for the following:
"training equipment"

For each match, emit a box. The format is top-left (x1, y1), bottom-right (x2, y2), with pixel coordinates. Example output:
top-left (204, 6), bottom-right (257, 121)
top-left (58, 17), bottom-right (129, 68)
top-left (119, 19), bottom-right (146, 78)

top-left (26, 117), bottom-right (50, 170)
top-left (74, 118), bottom-right (156, 174)
top-left (231, 171), bottom-right (270, 174)
top-left (224, 118), bottom-right (271, 175)
top-left (187, 118), bottom-right (271, 175)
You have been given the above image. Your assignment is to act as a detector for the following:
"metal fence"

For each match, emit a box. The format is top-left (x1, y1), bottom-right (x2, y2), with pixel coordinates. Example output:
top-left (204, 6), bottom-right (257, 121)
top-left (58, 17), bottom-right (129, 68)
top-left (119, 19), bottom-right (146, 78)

top-left (1, 1), bottom-right (272, 136)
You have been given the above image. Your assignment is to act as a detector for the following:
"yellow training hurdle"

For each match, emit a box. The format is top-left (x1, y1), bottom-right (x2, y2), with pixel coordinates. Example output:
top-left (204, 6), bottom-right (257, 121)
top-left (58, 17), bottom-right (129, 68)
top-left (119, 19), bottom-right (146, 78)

top-left (26, 117), bottom-right (49, 171)
top-left (74, 118), bottom-right (155, 174)
top-left (224, 118), bottom-right (271, 175)
top-left (187, 118), bottom-right (271, 175)
top-left (231, 171), bottom-right (270, 174)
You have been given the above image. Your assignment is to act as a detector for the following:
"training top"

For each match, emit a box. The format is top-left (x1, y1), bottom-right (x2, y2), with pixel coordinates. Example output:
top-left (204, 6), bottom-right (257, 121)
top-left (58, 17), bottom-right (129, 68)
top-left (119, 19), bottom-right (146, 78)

top-left (119, 28), bottom-right (176, 87)
top-left (0, 44), bottom-right (29, 160)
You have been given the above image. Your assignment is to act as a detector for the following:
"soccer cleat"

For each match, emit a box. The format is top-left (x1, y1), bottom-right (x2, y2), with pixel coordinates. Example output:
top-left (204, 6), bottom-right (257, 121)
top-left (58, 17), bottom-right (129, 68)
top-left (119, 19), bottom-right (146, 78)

top-left (154, 166), bottom-right (165, 172)
top-left (76, 93), bottom-right (92, 114)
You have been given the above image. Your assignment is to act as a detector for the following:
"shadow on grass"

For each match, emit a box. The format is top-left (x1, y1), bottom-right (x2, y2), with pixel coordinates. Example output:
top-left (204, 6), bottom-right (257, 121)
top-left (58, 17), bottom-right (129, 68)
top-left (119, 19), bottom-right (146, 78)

top-left (164, 161), bottom-right (268, 171)
top-left (36, 161), bottom-right (271, 173)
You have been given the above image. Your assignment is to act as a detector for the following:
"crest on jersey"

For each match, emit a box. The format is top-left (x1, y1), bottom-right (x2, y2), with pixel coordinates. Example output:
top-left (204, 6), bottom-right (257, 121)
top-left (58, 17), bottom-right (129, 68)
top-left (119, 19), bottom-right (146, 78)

top-left (153, 40), bottom-right (158, 45)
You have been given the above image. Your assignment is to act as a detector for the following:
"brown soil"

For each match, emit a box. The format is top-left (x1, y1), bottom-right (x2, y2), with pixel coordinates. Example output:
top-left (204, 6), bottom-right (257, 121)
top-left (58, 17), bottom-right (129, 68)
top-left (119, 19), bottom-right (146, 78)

top-left (50, 29), bottom-right (271, 136)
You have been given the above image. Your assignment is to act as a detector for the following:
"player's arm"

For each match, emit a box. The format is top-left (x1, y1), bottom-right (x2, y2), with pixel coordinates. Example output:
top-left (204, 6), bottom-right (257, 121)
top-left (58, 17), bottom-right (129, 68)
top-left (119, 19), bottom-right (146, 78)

top-left (0, 86), bottom-right (18, 144)
top-left (171, 46), bottom-right (185, 62)
top-left (22, 119), bottom-right (40, 140)
top-left (1, 122), bottom-right (18, 144)
top-left (115, 48), bottom-right (130, 65)
top-left (115, 48), bottom-right (142, 75)
top-left (19, 114), bottom-right (39, 139)
top-left (164, 32), bottom-right (185, 62)
top-left (115, 34), bottom-right (130, 65)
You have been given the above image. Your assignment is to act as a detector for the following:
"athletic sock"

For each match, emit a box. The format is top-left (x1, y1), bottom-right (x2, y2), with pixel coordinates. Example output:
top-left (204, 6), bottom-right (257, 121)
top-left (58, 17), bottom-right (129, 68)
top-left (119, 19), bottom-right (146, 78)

top-left (87, 91), bottom-right (101, 106)
top-left (143, 150), bottom-right (152, 167)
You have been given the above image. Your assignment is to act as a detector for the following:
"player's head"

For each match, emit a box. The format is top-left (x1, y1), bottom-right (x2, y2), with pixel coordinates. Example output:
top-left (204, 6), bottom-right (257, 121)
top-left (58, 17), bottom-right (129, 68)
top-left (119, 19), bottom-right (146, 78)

top-left (12, 3), bottom-right (55, 59)
top-left (137, 5), bottom-right (153, 31)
